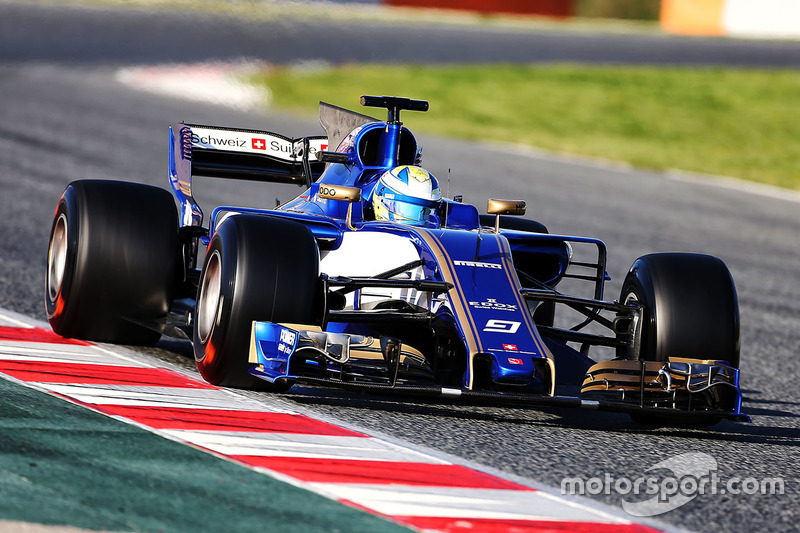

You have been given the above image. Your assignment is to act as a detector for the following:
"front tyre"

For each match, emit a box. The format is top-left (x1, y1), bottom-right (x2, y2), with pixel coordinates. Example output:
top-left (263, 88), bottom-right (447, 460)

top-left (193, 215), bottom-right (322, 389)
top-left (620, 253), bottom-right (740, 367)
top-left (620, 253), bottom-right (740, 427)
top-left (45, 180), bottom-right (178, 344)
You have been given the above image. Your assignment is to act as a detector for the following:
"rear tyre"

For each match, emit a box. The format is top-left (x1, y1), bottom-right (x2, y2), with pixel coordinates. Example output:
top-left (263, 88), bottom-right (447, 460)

top-left (620, 253), bottom-right (740, 426)
top-left (193, 215), bottom-right (322, 389)
top-left (45, 180), bottom-right (179, 344)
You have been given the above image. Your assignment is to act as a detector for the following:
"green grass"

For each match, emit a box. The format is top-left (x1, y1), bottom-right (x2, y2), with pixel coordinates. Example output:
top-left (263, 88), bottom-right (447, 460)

top-left (250, 64), bottom-right (800, 190)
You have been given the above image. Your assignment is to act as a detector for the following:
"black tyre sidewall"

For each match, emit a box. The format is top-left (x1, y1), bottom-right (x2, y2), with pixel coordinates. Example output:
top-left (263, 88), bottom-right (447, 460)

top-left (620, 253), bottom-right (740, 367)
top-left (194, 215), bottom-right (321, 389)
top-left (45, 180), bottom-right (178, 344)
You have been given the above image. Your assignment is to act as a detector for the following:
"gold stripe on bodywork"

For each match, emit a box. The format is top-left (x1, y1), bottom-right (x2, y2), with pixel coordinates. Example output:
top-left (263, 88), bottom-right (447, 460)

top-left (249, 322), bottom-right (258, 364)
top-left (495, 235), bottom-right (557, 396)
top-left (412, 229), bottom-right (483, 389)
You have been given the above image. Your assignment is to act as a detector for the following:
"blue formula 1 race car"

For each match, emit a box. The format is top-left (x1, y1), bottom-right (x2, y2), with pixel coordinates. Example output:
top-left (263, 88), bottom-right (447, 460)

top-left (45, 95), bottom-right (747, 425)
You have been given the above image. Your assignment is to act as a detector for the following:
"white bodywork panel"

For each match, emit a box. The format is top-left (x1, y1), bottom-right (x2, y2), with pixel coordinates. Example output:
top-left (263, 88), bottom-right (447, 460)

top-left (320, 231), bottom-right (427, 310)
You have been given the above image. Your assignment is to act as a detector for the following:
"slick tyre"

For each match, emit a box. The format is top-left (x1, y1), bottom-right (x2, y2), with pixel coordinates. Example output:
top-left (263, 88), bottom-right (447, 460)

top-left (620, 253), bottom-right (740, 427)
top-left (193, 215), bottom-right (321, 389)
top-left (620, 253), bottom-right (740, 367)
top-left (45, 180), bottom-right (179, 344)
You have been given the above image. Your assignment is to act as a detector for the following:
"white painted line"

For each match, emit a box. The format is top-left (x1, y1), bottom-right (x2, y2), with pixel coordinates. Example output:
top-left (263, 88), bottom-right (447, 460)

top-left (39, 383), bottom-right (290, 411)
top-left (164, 430), bottom-right (448, 463)
top-left (87, 343), bottom-right (154, 366)
top-left (0, 310), bottom-right (37, 328)
top-left (0, 341), bottom-right (118, 358)
top-left (0, 341), bottom-right (148, 366)
top-left (310, 483), bottom-right (629, 523)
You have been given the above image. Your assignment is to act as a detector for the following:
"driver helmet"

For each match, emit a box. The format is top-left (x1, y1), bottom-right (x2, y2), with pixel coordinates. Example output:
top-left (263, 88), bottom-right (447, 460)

top-left (372, 165), bottom-right (441, 224)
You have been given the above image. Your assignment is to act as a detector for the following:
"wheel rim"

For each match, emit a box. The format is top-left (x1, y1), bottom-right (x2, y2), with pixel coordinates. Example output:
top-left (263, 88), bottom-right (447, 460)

top-left (197, 250), bottom-right (222, 344)
top-left (47, 214), bottom-right (69, 303)
top-left (623, 290), bottom-right (652, 360)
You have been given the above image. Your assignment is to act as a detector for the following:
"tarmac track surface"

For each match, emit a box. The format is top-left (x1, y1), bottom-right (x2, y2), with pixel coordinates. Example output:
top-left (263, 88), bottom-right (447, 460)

top-left (1, 2), bottom-right (800, 532)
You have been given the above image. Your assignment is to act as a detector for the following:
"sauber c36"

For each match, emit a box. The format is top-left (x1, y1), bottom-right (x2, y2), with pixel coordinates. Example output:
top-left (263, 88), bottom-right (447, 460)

top-left (45, 96), bottom-right (746, 425)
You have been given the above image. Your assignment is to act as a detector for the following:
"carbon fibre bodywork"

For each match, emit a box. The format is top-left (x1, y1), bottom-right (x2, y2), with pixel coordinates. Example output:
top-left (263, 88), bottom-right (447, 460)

top-left (168, 96), bottom-right (747, 424)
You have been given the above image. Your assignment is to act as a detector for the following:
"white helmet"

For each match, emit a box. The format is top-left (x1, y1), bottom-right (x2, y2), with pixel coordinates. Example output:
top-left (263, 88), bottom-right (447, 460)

top-left (372, 165), bottom-right (441, 223)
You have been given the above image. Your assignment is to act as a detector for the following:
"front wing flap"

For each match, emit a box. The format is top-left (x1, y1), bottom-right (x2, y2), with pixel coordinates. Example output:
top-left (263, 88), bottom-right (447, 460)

top-left (248, 321), bottom-right (434, 386)
top-left (248, 321), bottom-right (748, 422)
top-left (581, 358), bottom-right (746, 419)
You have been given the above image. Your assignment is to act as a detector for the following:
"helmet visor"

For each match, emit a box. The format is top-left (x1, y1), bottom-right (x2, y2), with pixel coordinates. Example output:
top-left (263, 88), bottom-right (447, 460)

top-left (381, 197), bottom-right (434, 222)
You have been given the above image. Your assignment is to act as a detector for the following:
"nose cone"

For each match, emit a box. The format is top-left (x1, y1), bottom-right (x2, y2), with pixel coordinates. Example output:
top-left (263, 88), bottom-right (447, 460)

top-left (490, 351), bottom-right (536, 385)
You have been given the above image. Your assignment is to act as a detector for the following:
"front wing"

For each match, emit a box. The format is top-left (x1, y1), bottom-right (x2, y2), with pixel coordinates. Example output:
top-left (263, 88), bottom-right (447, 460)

top-left (248, 321), bottom-right (749, 423)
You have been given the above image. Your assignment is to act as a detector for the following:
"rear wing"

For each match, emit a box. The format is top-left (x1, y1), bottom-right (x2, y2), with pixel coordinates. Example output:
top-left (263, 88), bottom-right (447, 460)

top-left (169, 123), bottom-right (328, 227)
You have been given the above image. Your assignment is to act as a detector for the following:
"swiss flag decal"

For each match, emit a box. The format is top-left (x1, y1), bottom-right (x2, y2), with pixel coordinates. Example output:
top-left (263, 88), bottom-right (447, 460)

top-left (503, 344), bottom-right (518, 351)
top-left (252, 138), bottom-right (267, 150)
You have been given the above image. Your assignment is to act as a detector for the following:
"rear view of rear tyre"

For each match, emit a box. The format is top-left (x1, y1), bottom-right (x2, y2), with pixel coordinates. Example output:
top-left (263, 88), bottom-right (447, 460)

top-left (620, 253), bottom-right (740, 426)
top-left (193, 215), bottom-right (322, 389)
top-left (45, 180), bottom-right (179, 344)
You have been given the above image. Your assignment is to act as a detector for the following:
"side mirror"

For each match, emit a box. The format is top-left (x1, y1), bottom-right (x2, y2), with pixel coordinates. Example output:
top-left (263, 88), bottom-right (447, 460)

top-left (318, 185), bottom-right (361, 203)
top-left (487, 199), bottom-right (526, 233)
top-left (319, 185), bottom-right (361, 230)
